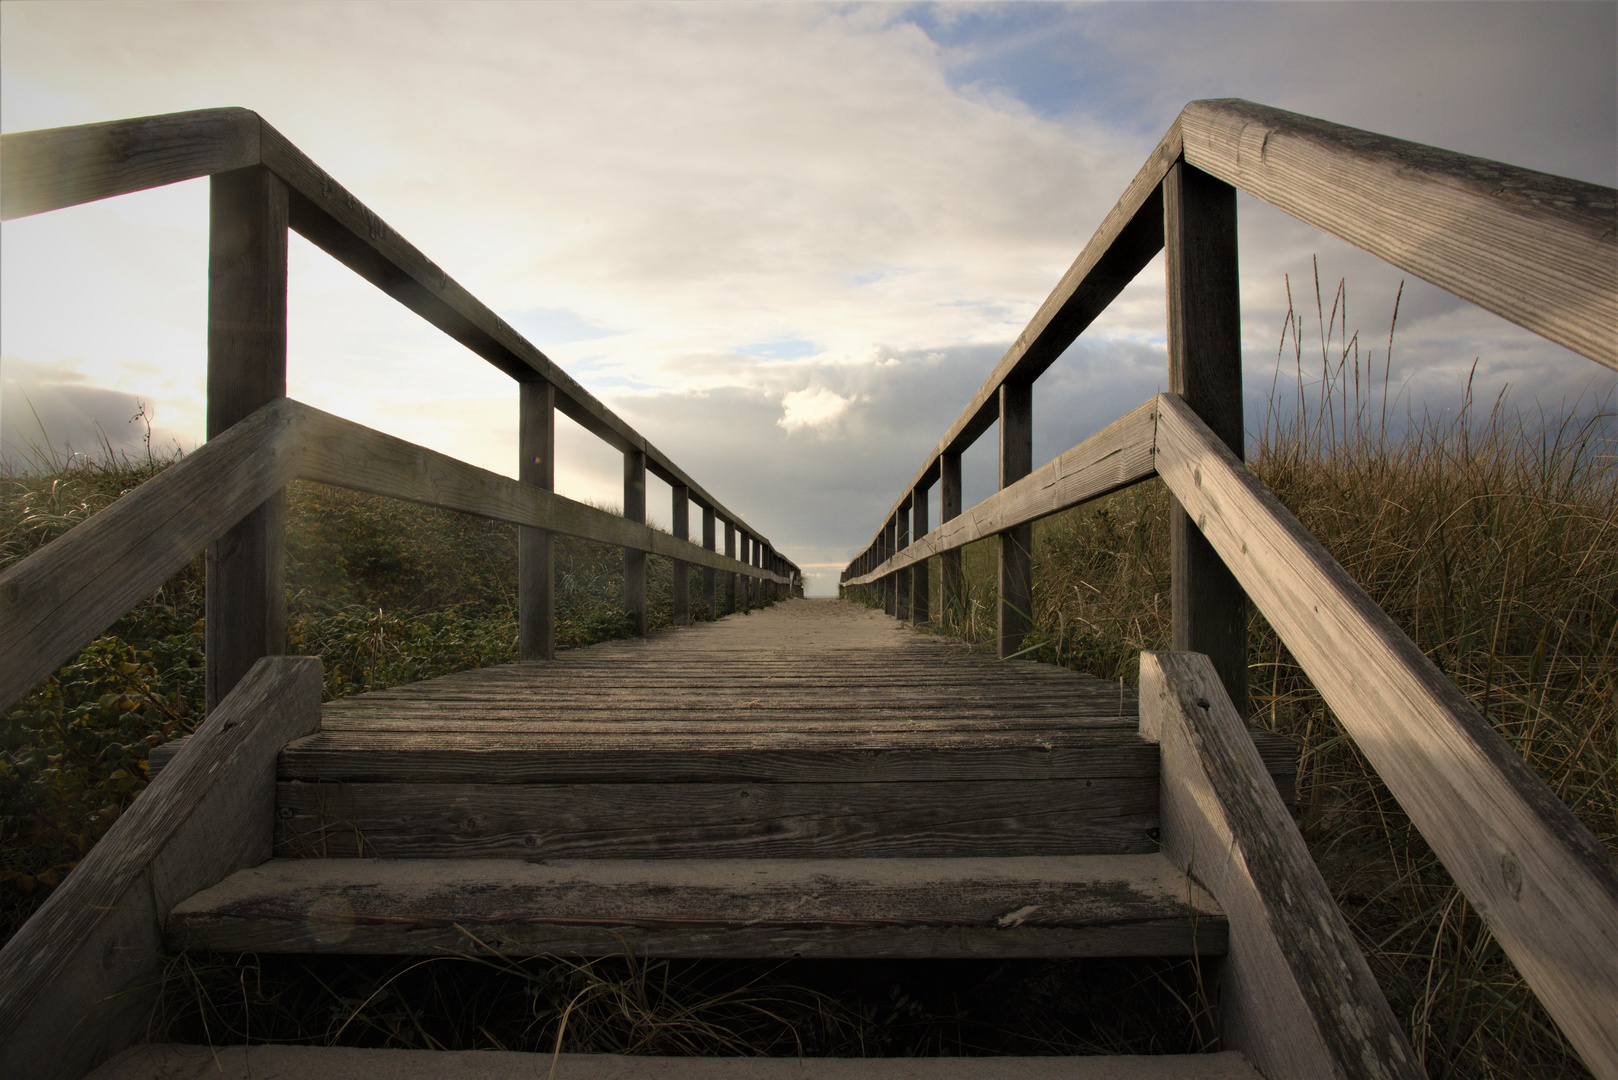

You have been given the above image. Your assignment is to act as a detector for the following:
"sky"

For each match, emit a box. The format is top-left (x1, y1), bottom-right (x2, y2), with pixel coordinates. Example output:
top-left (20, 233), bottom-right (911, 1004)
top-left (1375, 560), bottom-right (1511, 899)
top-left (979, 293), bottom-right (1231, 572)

top-left (2, 1), bottom-right (1614, 595)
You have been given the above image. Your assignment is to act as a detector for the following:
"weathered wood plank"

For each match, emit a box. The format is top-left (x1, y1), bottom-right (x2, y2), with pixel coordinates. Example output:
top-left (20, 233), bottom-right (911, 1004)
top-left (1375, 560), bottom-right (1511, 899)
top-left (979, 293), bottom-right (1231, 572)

top-left (623, 449), bottom-right (648, 635)
top-left (1154, 393), bottom-right (1618, 1073)
top-left (205, 165), bottom-right (291, 711)
top-left (999, 380), bottom-right (1034, 659)
top-left (1164, 161), bottom-right (1248, 718)
top-left (0, 108), bottom-right (260, 220)
top-left (846, 401), bottom-right (1157, 585)
top-left (672, 484), bottom-right (690, 625)
top-left (275, 778), bottom-right (1159, 860)
top-left (167, 854), bottom-right (1225, 959)
top-left (1140, 651), bottom-right (1418, 1080)
top-left (1180, 99), bottom-right (1617, 370)
top-left (702, 505), bottom-right (718, 616)
top-left (0, 657), bottom-right (320, 1080)
top-left (0, 399), bottom-right (303, 713)
top-left (518, 380), bottom-right (556, 660)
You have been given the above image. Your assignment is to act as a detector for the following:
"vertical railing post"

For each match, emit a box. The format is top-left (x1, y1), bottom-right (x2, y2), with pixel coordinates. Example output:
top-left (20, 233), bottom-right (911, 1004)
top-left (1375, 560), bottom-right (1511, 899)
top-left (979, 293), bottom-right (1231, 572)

top-left (740, 532), bottom-right (752, 610)
top-left (671, 485), bottom-right (690, 625)
top-left (623, 449), bottom-right (647, 635)
top-left (1164, 160), bottom-right (1248, 716)
top-left (940, 452), bottom-right (962, 631)
top-left (884, 516), bottom-right (897, 617)
top-left (206, 165), bottom-right (289, 712)
top-left (895, 502), bottom-right (911, 621)
top-left (724, 521), bottom-right (737, 613)
top-left (518, 380), bottom-right (556, 660)
top-left (998, 380), bottom-right (1033, 659)
top-left (911, 481), bottom-right (930, 624)
top-left (702, 505), bottom-right (717, 617)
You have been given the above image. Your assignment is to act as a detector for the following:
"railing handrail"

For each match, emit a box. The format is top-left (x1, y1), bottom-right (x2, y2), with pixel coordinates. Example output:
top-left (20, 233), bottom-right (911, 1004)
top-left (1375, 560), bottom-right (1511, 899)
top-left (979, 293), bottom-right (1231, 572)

top-left (0, 397), bottom-right (789, 714)
top-left (0, 108), bottom-right (797, 574)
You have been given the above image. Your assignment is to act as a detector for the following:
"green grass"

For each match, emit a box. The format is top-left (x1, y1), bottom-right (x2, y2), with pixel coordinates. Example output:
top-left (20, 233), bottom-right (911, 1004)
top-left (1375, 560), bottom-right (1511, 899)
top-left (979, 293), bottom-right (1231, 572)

top-left (0, 471), bottom-right (772, 942)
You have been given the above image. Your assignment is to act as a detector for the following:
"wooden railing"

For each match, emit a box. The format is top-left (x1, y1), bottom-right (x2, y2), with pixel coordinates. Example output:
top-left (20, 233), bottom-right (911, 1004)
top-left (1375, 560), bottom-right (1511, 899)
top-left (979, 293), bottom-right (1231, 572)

top-left (0, 108), bottom-right (800, 716)
top-left (841, 99), bottom-right (1618, 1075)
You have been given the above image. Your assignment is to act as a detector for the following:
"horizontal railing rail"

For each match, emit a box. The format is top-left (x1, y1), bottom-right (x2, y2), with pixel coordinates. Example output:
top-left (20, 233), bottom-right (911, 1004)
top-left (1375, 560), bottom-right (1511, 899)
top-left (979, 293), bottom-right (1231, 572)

top-left (0, 398), bottom-right (789, 715)
top-left (1, 107), bottom-right (801, 708)
top-left (842, 98), bottom-right (1618, 1074)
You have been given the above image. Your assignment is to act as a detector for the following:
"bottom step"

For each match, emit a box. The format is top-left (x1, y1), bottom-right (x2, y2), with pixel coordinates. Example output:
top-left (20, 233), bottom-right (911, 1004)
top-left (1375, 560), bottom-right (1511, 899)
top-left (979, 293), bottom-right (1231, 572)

top-left (168, 855), bottom-right (1226, 959)
top-left (90, 1045), bottom-right (1263, 1080)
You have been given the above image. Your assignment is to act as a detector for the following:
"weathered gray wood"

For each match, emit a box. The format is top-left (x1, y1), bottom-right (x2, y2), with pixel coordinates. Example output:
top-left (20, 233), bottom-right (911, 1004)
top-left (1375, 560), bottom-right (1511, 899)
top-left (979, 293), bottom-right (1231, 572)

top-left (702, 505), bottom-right (717, 616)
top-left (998, 380), bottom-right (1034, 659)
top-left (206, 166), bottom-right (290, 712)
top-left (623, 449), bottom-right (648, 634)
top-left (276, 776), bottom-right (1157, 860)
top-left (0, 399), bottom-right (303, 713)
top-left (168, 854), bottom-right (1225, 959)
top-left (85, 1044), bottom-right (1267, 1080)
top-left (940, 452), bottom-right (963, 629)
top-left (1154, 393), bottom-right (1618, 1073)
top-left (671, 484), bottom-right (691, 625)
top-left (0, 108), bottom-right (260, 221)
top-left (910, 483), bottom-right (930, 623)
top-left (1180, 99), bottom-right (1617, 370)
top-left (291, 404), bottom-right (784, 582)
top-left (0, 657), bottom-right (320, 1080)
top-left (896, 503), bottom-right (912, 621)
top-left (1164, 161), bottom-right (1248, 718)
top-left (725, 521), bottom-right (738, 612)
top-left (847, 401), bottom-right (1157, 586)
top-left (1140, 651), bottom-right (1419, 1080)
top-left (518, 380), bottom-right (556, 660)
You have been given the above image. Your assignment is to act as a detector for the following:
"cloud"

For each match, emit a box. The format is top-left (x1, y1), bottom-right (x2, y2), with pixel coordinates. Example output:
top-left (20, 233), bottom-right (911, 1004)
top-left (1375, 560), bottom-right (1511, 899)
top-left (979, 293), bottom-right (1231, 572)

top-left (778, 387), bottom-right (855, 434)
top-left (1, 356), bottom-right (189, 469)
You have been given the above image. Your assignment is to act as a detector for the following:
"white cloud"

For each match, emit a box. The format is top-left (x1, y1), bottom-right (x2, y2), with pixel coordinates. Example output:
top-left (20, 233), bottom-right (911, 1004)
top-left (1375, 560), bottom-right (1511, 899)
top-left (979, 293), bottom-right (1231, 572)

top-left (778, 387), bottom-right (856, 434)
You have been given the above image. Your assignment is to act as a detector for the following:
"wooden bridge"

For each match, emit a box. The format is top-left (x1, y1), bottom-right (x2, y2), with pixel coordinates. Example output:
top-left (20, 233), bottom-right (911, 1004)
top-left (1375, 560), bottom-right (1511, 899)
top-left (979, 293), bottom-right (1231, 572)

top-left (0, 100), bottom-right (1614, 1080)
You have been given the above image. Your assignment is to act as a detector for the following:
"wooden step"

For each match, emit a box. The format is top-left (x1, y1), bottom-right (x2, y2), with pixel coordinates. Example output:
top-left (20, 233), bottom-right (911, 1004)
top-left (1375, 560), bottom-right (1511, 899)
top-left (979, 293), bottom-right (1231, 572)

top-left (88, 1044), bottom-right (1265, 1080)
top-left (166, 854), bottom-right (1227, 959)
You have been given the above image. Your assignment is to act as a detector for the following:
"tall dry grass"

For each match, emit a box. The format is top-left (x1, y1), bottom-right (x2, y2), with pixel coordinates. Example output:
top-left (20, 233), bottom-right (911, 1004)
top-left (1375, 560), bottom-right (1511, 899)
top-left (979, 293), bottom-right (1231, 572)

top-left (895, 269), bottom-right (1615, 1078)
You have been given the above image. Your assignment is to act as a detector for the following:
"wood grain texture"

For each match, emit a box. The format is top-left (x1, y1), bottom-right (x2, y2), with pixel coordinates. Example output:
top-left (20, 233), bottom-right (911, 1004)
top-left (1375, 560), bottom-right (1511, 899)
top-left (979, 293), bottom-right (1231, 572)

top-left (846, 401), bottom-right (1156, 586)
top-left (0, 108), bottom-right (260, 220)
top-left (167, 854), bottom-right (1225, 959)
top-left (0, 399), bottom-right (303, 713)
top-left (623, 449), bottom-right (648, 636)
top-left (1140, 652), bottom-right (1418, 1080)
top-left (672, 485), bottom-right (690, 625)
top-left (1164, 161), bottom-right (1248, 718)
top-left (702, 505), bottom-right (718, 617)
top-left (999, 381), bottom-right (1034, 659)
top-left (1154, 393), bottom-right (1618, 1073)
top-left (0, 657), bottom-right (320, 1080)
top-left (847, 120), bottom-right (1184, 570)
top-left (910, 483), bottom-right (930, 623)
top-left (291, 403), bottom-right (784, 582)
top-left (1179, 98), bottom-right (1617, 370)
top-left (275, 777), bottom-right (1158, 860)
top-left (206, 165), bottom-right (290, 711)
top-left (518, 380), bottom-right (556, 661)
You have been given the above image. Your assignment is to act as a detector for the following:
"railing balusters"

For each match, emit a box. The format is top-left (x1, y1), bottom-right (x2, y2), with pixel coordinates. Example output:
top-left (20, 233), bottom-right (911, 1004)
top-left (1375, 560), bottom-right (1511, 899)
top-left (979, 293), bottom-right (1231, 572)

top-left (1163, 160), bottom-right (1248, 716)
top-left (895, 503), bottom-right (911, 621)
top-left (671, 485), bottom-right (690, 626)
top-left (623, 449), bottom-right (648, 635)
top-left (910, 481), bottom-right (929, 623)
top-left (940, 452), bottom-right (962, 630)
top-left (205, 165), bottom-right (290, 712)
top-left (518, 380), bottom-right (556, 660)
top-left (997, 380), bottom-right (1033, 659)
top-left (702, 505), bottom-right (717, 617)
top-left (725, 521), bottom-right (737, 613)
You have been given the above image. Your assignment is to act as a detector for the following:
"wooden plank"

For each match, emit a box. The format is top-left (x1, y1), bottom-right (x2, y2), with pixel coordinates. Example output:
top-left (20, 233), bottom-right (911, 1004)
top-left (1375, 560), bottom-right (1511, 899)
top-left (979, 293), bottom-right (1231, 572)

top-left (168, 854), bottom-right (1226, 960)
top-left (672, 485), bottom-right (690, 625)
top-left (0, 400), bottom-right (303, 713)
top-left (0, 657), bottom-right (321, 1080)
top-left (999, 380), bottom-right (1034, 659)
top-left (1153, 393), bottom-right (1618, 1073)
top-left (206, 165), bottom-right (291, 711)
top-left (940, 452), bottom-right (963, 629)
top-left (0, 108), bottom-right (260, 220)
top-left (290, 403), bottom-right (785, 582)
top-left (896, 504), bottom-right (912, 621)
top-left (253, 120), bottom-right (779, 548)
top-left (1179, 99), bottom-right (1618, 370)
top-left (623, 449), bottom-right (648, 635)
top-left (85, 1044), bottom-right (1267, 1080)
top-left (274, 778), bottom-right (1159, 860)
top-left (911, 482), bottom-right (930, 623)
top-left (518, 380), bottom-right (556, 660)
top-left (847, 401), bottom-right (1157, 585)
top-left (1164, 161), bottom-right (1248, 718)
top-left (725, 521), bottom-right (738, 613)
top-left (702, 505), bottom-right (717, 616)
top-left (1140, 651), bottom-right (1419, 1080)
top-left (848, 120), bottom-right (1184, 566)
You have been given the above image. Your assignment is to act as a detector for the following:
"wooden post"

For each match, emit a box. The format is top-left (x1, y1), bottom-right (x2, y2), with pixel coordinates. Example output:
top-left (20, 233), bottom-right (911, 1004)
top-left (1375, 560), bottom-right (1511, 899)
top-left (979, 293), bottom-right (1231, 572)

top-left (205, 165), bottom-right (289, 713)
top-left (895, 502), bottom-right (911, 621)
top-left (998, 380), bottom-right (1033, 659)
top-left (911, 483), bottom-right (930, 623)
top-left (671, 485), bottom-right (690, 626)
top-left (883, 516), bottom-right (897, 617)
top-left (623, 449), bottom-right (647, 635)
top-left (740, 532), bottom-right (752, 610)
top-left (940, 452), bottom-right (962, 631)
top-left (724, 521), bottom-right (737, 614)
top-left (518, 381), bottom-right (555, 660)
top-left (702, 505), bottom-right (717, 617)
top-left (1165, 160), bottom-right (1248, 716)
